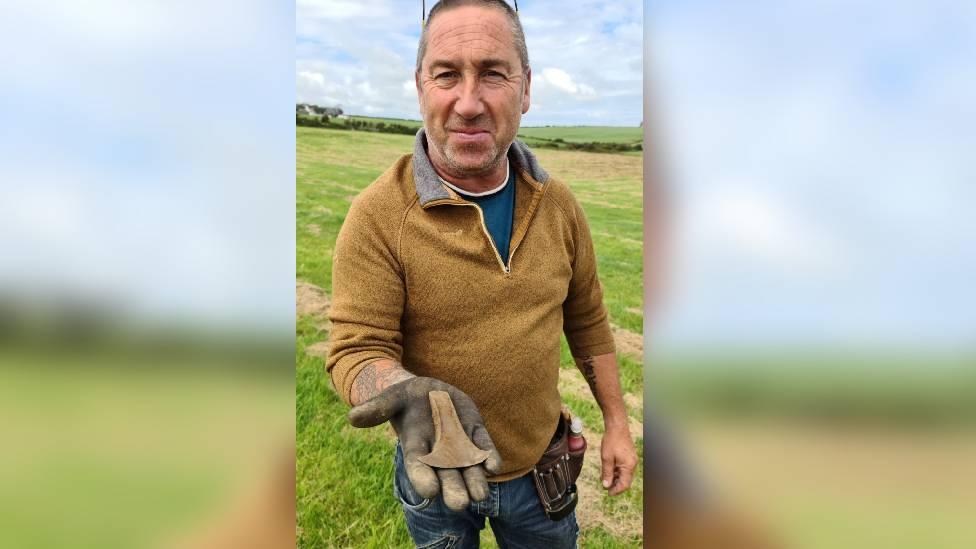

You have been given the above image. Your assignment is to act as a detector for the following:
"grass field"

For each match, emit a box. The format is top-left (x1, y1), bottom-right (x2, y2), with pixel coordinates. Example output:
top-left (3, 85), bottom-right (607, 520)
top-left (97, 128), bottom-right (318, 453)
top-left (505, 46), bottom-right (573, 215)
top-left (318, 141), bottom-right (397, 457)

top-left (516, 126), bottom-right (642, 144)
top-left (345, 115), bottom-right (422, 128)
top-left (0, 356), bottom-right (292, 548)
top-left (657, 352), bottom-right (976, 549)
top-left (680, 417), bottom-right (976, 549)
top-left (340, 116), bottom-right (642, 145)
top-left (655, 352), bottom-right (976, 428)
top-left (296, 126), bottom-right (644, 547)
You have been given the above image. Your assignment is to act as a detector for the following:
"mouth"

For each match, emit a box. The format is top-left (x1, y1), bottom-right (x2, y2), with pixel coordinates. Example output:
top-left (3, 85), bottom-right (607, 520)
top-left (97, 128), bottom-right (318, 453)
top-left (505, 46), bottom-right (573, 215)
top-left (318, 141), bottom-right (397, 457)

top-left (448, 128), bottom-right (491, 143)
top-left (449, 127), bottom-right (489, 135)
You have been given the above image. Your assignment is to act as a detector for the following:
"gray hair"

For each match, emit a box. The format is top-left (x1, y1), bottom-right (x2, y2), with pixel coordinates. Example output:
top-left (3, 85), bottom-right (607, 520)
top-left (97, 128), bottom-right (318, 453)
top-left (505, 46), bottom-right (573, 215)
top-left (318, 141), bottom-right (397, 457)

top-left (416, 0), bottom-right (529, 74)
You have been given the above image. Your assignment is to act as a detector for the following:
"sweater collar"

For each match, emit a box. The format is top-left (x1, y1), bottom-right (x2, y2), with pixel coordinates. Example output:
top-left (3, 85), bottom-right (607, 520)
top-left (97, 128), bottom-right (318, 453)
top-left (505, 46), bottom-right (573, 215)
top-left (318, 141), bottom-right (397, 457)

top-left (413, 127), bottom-right (549, 207)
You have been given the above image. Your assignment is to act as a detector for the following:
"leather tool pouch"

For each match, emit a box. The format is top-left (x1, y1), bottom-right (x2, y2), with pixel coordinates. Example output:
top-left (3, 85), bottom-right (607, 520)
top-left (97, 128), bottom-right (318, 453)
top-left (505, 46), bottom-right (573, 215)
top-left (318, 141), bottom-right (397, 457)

top-left (531, 408), bottom-right (586, 521)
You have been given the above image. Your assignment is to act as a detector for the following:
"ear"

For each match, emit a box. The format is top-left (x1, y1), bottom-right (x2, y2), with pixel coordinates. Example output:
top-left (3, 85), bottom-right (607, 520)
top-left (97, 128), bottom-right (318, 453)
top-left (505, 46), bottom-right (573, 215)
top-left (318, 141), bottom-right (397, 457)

top-left (521, 68), bottom-right (531, 115)
top-left (415, 70), bottom-right (423, 102)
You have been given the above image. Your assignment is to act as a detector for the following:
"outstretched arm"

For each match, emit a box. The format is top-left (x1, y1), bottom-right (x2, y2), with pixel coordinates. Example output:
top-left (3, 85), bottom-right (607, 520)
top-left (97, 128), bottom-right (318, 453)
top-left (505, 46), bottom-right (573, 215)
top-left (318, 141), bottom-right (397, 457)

top-left (349, 359), bottom-right (416, 406)
top-left (575, 351), bottom-right (637, 496)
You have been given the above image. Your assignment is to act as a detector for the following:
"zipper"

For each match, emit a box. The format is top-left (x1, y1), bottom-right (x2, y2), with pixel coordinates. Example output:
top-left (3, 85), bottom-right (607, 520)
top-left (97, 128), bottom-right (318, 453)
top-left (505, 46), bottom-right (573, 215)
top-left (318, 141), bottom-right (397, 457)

top-left (506, 228), bottom-right (522, 272)
top-left (455, 202), bottom-right (510, 274)
top-left (424, 172), bottom-right (545, 275)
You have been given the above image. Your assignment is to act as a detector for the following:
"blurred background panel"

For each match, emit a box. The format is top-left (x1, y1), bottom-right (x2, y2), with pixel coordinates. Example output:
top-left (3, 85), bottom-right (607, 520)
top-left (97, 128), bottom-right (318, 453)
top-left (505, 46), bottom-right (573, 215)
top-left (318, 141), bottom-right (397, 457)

top-left (0, 1), bottom-right (296, 547)
top-left (646, 1), bottom-right (976, 548)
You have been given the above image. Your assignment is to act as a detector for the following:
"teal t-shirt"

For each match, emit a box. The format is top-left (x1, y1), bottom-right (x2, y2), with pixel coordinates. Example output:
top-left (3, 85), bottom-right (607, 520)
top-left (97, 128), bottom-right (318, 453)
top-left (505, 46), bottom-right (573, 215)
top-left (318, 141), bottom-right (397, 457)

top-left (463, 168), bottom-right (516, 266)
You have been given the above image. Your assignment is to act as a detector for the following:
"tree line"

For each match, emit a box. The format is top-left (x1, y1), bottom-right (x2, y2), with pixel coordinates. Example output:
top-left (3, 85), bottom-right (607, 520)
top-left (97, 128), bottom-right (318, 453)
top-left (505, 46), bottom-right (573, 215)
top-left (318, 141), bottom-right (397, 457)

top-left (296, 104), bottom-right (642, 153)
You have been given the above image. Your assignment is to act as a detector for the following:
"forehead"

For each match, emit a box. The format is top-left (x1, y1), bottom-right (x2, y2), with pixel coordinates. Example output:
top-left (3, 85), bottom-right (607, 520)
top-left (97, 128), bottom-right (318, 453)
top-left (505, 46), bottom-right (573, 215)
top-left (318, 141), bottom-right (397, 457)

top-left (424, 6), bottom-right (517, 67)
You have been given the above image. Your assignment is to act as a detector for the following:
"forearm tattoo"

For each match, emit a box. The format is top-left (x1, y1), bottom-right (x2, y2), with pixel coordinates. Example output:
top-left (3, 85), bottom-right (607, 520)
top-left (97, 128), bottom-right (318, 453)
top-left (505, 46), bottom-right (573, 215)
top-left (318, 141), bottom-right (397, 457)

top-left (579, 355), bottom-right (599, 396)
top-left (351, 361), bottom-right (414, 405)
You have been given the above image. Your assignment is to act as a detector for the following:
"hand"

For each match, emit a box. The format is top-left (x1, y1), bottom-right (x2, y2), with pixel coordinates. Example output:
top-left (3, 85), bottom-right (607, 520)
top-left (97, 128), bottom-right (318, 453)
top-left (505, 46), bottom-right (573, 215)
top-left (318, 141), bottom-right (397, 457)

top-left (600, 425), bottom-right (637, 496)
top-left (347, 376), bottom-right (502, 511)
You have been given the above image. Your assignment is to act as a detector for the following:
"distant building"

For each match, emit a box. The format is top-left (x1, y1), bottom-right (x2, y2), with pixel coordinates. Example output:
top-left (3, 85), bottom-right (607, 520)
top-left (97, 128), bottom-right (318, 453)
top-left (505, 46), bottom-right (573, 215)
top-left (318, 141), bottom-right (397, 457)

top-left (296, 104), bottom-right (343, 117)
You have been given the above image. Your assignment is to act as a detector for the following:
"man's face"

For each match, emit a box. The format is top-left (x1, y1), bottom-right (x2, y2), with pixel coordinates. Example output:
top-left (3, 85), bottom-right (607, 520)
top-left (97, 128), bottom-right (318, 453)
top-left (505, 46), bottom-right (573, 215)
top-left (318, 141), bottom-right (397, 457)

top-left (416, 6), bottom-right (531, 178)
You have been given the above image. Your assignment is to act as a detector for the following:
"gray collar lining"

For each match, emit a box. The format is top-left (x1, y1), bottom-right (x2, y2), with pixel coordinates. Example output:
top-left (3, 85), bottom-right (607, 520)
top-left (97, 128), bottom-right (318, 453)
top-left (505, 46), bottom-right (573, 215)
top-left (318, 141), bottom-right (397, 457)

top-left (413, 128), bottom-right (549, 206)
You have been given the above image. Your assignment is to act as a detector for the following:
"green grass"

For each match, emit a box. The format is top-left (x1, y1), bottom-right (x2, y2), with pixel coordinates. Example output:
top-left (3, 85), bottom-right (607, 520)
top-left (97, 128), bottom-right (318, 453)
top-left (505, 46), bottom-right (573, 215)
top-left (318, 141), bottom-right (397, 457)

top-left (345, 115), bottom-right (423, 128)
top-left (297, 126), bottom-right (644, 546)
top-left (333, 116), bottom-right (641, 145)
top-left (773, 494), bottom-right (976, 549)
top-left (296, 128), bottom-right (412, 289)
top-left (340, 117), bottom-right (641, 141)
top-left (297, 318), bottom-right (411, 547)
top-left (680, 416), bottom-right (976, 549)
top-left (655, 351), bottom-right (976, 428)
top-left (658, 351), bottom-right (976, 549)
top-left (576, 200), bottom-right (642, 334)
top-left (0, 358), bottom-right (292, 548)
top-left (517, 126), bottom-right (642, 144)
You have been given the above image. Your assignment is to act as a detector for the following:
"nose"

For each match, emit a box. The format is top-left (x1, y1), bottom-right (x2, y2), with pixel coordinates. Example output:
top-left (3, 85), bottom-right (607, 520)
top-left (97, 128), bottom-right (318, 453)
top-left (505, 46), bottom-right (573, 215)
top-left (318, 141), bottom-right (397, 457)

top-left (453, 74), bottom-right (485, 120)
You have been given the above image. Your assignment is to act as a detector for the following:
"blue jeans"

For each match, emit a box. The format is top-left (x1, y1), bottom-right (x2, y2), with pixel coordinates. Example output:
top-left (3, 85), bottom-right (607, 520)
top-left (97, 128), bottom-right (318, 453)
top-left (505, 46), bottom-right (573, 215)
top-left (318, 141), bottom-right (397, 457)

top-left (394, 444), bottom-right (579, 548)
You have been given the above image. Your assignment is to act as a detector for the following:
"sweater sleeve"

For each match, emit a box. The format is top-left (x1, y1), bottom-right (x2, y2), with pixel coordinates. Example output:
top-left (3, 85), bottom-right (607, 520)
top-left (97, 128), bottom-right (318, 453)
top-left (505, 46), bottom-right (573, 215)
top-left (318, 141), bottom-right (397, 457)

top-left (562, 197), bottom-right (617, 358)
top-left (326, 197), bottom-right (406, 405)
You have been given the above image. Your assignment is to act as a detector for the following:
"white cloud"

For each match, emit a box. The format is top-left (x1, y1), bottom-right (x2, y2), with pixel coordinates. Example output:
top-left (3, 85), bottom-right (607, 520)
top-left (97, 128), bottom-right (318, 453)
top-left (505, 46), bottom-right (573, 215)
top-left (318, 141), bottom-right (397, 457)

top-left (356, 80), bottom-right (378, 98)
top-left (541, 68), bottom-right (576, 93)
top-left (650, 0), bottom-right (976, 348)
top-left (297, 0), bottom-right (393, 21)
top-left (298, 70), bottom-right (325, 88)
top-left (296, 0), bottom-right (642, 125)
top-left (686, 186), bottom-right (849, 277)
top-left (0, 0), bottom-right (295, 331)
top-left (539, 68), bottom-right (598, 99)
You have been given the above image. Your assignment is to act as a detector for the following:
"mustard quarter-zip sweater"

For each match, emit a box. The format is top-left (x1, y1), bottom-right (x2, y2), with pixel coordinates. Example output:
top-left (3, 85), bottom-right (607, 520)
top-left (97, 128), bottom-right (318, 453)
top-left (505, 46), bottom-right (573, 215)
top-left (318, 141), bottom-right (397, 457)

top-left (327, 129), bottom-right (616, 481)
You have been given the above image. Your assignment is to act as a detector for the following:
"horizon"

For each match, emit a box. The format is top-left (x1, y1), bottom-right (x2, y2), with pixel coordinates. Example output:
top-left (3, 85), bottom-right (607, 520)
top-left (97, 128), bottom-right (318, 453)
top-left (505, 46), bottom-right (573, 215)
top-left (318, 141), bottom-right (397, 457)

top-left (297, 0), bottom-right (642, 126)
top-left (297, 107), bottom-right (642, 128)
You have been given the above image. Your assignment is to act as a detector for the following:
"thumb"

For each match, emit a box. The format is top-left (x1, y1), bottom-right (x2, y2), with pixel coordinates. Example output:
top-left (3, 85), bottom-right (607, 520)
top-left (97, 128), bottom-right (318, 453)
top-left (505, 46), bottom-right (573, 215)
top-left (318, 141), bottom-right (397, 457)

top-left (601, 451), bottom-right (614, 489)
top-left (347, 389), bottom-right (402, 428)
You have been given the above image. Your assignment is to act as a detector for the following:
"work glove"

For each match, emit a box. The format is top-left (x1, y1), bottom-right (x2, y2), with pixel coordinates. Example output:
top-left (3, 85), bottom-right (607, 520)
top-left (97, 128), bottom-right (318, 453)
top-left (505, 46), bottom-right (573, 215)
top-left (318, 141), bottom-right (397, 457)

top-left (348, 376), bottom-right (502, 511)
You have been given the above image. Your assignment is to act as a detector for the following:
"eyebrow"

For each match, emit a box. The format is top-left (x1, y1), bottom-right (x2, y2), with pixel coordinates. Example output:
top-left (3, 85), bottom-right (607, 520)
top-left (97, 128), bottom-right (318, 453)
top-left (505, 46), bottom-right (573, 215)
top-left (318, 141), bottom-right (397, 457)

top-left (477, 58), bottom-right (513, 72)
top-left (428, 60), bottom-right (459, 73)
top-left (427, 58), bottom-right (514, 73)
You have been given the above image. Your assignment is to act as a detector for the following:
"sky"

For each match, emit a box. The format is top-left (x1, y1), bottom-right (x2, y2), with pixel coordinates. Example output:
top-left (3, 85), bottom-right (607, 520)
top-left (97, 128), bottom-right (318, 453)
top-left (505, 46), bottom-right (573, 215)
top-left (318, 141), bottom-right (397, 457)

top-left (647, 0), bottom-right (976, 351)
top-left (0, 0), bottom-right (295, 333)
top-left (1, 1), bottom-right (972, 350)
top-left (296, 0), bottom-right (643, 126)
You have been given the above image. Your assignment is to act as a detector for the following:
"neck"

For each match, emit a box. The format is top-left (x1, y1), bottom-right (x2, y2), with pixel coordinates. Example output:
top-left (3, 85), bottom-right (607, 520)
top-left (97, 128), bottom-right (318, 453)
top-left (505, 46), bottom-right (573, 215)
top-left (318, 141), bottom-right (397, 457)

top-left (440, 161), bottom-right (510, 197)
top-left (428, 147), bottom-right (510, 195)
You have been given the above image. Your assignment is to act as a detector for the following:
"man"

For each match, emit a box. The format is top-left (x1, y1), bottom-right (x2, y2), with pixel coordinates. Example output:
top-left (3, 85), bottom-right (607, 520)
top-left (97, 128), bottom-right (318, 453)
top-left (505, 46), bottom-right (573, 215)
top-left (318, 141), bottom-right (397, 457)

top-left (326, 1), bottom-right (637, 546)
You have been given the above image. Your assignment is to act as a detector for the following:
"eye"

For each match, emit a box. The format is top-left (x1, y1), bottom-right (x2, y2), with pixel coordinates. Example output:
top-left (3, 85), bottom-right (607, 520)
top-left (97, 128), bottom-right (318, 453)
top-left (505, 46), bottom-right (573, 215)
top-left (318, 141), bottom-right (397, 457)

top-left (434, 71), bottom-right (459, 81)
top-left (483, 70), bottom-right (506, 80)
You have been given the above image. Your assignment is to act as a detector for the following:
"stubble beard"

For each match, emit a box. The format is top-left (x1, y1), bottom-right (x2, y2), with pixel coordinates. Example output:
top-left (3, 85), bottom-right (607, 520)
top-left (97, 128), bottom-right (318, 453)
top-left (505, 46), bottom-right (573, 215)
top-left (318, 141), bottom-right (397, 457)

top-left (438, 137), bottom-right (505, 177)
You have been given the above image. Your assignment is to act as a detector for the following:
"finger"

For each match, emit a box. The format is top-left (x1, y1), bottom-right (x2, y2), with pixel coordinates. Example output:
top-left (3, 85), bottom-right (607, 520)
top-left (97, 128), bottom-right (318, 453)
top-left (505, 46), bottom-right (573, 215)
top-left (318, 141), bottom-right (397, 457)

top-left (436, 468), bottom-right (470, 512)
top-left (461, 464), bottom-right (488, 502)
top-left (446, 392), bottom-right (502, 473)
top-left (347, 390), bottom-right (402, 428)
top-left (609, 462), bottom-right (635, 496)
top-left (470, 424), bottom-right (502, 475)
top-left (601, 453), bottom-right (615, 489)
top-left (451, 392), bottom-right (490, 437)
top-left (402, 440), bottom-right (440, 499)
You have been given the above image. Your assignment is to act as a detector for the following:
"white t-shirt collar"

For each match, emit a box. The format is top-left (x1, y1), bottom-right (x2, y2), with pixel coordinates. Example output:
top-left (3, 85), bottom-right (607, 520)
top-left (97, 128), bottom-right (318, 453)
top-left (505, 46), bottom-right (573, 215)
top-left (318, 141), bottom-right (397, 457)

top-left (439, 159), bottom-right (510, 198)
